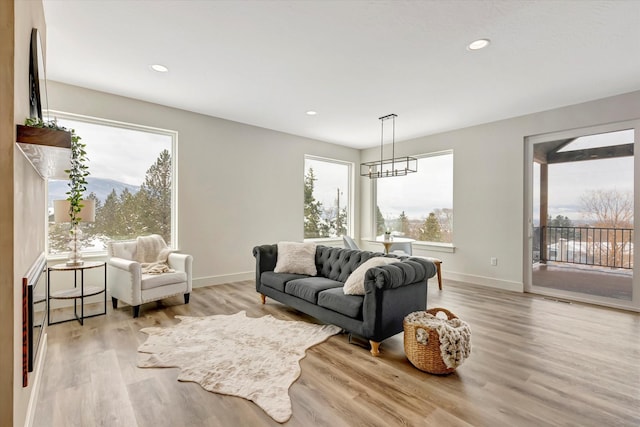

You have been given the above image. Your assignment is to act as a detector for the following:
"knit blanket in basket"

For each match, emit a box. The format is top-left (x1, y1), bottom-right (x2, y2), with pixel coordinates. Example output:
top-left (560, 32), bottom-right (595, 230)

top-left (405, 311), bottom-right (471, 369)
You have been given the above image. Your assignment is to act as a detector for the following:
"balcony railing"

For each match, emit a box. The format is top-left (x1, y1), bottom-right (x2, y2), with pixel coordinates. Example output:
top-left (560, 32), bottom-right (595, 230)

top-left (538, 226), bottom-right (633, 269)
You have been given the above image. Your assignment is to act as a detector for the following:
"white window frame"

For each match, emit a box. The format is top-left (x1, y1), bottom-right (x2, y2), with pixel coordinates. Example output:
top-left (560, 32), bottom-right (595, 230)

top-left (45, 110), bottom-right (178, 257)
top-left (372, 149), bottom-right (455, 252)
top-left (303, 154), bottom-right (354, 242)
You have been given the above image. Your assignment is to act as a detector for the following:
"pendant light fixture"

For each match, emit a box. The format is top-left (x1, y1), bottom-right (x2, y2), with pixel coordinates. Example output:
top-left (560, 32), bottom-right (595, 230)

top-left (360, 114), bottom-right (417, 179)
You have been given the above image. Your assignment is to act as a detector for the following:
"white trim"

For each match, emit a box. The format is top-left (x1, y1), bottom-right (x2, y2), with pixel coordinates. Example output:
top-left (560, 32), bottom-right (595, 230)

top-left (192, 271), bottom-right (254, 288)
top-left (47, 109), bottom-right (176, 136)
top-left (413, 242), bottom-right (456, 253)
top-left (525, 286), bottom-right (639, 313)
top-left (24, 334), bottom-right (47, 427)
top-left (444, 272), bottom-right (523, 292)
top-left (304, 154), bottom-right (354, 238)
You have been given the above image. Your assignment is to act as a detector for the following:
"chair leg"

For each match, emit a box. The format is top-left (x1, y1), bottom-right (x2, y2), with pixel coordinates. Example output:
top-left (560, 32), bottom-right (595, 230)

top-left (184, 293), bottom-right (190, 304)
top-left (260, 293), bottom-right (266, 304)
top-left (133, 305), bottom-right (140, 318)
top-left (111, 297), bottom-right (118, 309)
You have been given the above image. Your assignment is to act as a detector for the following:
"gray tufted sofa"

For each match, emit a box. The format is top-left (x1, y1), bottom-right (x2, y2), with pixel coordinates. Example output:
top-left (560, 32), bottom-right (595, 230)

top-left (253, 244), bottom-right (436, 356)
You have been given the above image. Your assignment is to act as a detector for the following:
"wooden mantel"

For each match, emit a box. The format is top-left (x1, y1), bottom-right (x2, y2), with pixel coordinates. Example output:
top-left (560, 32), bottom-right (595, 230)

top-left (15, 125), bottom-right (71, 179)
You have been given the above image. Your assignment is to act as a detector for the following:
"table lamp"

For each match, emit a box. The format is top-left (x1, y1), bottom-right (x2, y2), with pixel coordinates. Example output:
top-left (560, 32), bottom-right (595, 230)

top-left (53, 199), bottom-right (96, 266)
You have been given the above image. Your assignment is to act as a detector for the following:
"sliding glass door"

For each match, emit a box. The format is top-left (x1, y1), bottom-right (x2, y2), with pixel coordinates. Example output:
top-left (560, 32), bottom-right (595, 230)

top-left (525, 120), bottom-right (639, 310)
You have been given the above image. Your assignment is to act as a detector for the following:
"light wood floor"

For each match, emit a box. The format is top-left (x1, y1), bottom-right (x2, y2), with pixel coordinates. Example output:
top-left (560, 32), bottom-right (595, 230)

top-left (34, 280), bottom-right (640, 427)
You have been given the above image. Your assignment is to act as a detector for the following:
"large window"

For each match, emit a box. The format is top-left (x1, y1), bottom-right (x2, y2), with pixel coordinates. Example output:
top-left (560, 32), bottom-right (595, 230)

top-left (48, 114), bottom-right (176, 255)
top-left (304, 156), bottom-right (352, 239)
top-left (376, 151), bottom-right (453, 243)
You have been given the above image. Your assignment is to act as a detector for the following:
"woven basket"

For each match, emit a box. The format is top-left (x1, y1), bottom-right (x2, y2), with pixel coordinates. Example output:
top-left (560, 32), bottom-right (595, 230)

top-left (403, 307), bottom-right (459, 375)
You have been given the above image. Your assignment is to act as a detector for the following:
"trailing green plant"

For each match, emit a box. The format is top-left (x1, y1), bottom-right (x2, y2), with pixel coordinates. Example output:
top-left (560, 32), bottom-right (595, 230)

top-left (24, 117), bottom-right (89, 227)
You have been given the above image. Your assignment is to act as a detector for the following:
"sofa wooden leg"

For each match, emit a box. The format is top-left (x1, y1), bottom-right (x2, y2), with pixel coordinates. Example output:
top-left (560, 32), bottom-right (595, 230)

top-left (260, 293), bottom-right (266, 304)
top-left (435, 261), bottom-right (443, 290)
top-left (369, 340), bottom-right (381, 357)
top-left (133, 305), bottom-right (140, 318)
top-left (111, 297), bottom-right (118, 309)
top-left (184, 293), bottom-right (190, 304)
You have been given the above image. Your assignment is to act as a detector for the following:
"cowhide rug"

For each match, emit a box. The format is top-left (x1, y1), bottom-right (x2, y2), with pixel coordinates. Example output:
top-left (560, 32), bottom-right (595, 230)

top-left (137, 311), bottom-right (341, 423)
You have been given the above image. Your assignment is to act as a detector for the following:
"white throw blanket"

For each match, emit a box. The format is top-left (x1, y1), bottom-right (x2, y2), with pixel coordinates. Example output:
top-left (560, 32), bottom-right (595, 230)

top-left (405, 310), bottom-right (471, 369)
top-left (136, 235), bottom-right (174, 274)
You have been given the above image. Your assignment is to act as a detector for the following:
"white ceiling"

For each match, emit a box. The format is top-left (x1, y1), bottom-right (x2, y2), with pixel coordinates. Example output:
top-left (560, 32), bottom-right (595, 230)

top-left (42, 0), bottom-right (640, 149)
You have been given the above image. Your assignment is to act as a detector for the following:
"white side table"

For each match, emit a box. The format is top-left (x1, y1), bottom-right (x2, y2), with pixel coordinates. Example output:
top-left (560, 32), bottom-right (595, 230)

top-left (47, 261), bottom-right (107, 325)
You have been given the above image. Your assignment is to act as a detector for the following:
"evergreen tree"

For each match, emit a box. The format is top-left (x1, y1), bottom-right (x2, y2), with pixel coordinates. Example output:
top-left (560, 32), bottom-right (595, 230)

top-left (548, 215), bottom-right (573, 227)
top-left (48, 222), bottom-right (70, 253)
top-left (376, 206), bottom-right (386, 235)
top-left (399, 211), bottom-right (410, 236)
top-left (334, 207), bottom-right (347, 237)
top-left (79, 192), bottom-right (100, 247)
top-left (548, 214), bottom-right (575, 240)
top-left (139, 149), bottom-right (172, 242)
top-left (420, 212), bottom-right (442, 242)
top-left (304, 168), bottom-right (324, 238)
top-left (98, 189), bottom-right (121, 238)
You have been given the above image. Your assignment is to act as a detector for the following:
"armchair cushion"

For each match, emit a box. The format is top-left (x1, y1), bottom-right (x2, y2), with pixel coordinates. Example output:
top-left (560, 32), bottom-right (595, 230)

top-left (141, 271), bottom-right (188, 290)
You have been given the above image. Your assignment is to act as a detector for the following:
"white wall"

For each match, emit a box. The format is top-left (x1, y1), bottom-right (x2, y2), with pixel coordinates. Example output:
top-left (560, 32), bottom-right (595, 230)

top-left (47, 82), bottom-right (361, 287)
top-left (360, 90), bottom-right (640, 291)
top-left (11, 1), bottom-right (48, 426)
top-left (47, 83), bottom-right (640, 294)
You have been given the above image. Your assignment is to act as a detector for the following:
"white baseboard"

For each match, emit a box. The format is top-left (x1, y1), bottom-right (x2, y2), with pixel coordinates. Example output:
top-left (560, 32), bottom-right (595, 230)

top-left (443, 271), bottom-right (523, 292)
top-left (192, 271), bottom-right (254, 288)
top-left (24, 333), bottom-right (47, 427)
top-left (191, 269), bottom-right (523, 293)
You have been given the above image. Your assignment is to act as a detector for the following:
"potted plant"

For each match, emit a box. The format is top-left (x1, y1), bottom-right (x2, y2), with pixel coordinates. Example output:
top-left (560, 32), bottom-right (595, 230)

top-left (26, 117), bottom-right (94, 265)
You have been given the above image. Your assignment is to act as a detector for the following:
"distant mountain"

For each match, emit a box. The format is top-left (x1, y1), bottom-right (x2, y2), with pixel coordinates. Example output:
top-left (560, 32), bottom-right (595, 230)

top-left (48, 177), bottom-right (140, 205)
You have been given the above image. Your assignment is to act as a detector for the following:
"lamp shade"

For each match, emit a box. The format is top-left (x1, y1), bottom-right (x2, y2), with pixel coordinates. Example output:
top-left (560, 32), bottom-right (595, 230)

top-left (53, 199), bottom-right (96, 223)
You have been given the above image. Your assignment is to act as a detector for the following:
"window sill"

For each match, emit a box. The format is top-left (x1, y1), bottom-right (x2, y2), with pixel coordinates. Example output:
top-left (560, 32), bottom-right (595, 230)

top-left (47, 251), bottom-right (108, 263)
top-left (303, 237), bottom-right (343, 245)
top-left (413, 242), bottom-right (455, 253)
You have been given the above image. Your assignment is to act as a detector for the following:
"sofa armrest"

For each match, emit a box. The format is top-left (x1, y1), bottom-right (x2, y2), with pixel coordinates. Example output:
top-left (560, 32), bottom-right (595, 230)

top-left (364, 257), bottom-right (436, 290)
top-left (252, 244), bottom-right (278, 291)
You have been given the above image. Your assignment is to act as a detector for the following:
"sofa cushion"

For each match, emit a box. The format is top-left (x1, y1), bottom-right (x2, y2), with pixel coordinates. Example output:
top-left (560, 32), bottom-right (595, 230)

top-left (261, 271), bottom-right (309, 292)
top-left (343, 256), bottom-right (399, 295)
top-left (318, 287), bottom-right (364, 319)
top-left (274, 241), bottom-right (318, 276)
top-left (285, 277), bottom-right (343, 304)
top-left (141, 271), bottom-right (187, 290)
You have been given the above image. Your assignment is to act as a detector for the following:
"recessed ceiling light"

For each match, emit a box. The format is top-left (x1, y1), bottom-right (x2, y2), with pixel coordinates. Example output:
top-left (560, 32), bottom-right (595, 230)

top-left (150, 64), bottom-right (169, 72)
top-left (306, 110), bottom-right (317, 116)
top-left (467, 39), bottom-right (490, 51)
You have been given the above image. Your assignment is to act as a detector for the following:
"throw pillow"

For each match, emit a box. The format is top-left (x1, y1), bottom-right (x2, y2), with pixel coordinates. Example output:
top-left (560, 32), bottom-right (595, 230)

top-left (274, 242), bottom-right (317, 276)
top-left (343, 257), bottom-right (398, 295)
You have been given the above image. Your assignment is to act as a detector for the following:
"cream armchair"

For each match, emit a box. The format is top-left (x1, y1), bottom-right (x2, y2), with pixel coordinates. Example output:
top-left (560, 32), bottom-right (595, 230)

top-left (107, 235), bottom-right (193, 317)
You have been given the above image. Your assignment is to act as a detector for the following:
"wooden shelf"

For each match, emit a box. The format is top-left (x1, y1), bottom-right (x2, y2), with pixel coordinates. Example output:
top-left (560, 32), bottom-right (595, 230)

top-left (15, 125), bottom-right (71, 179)
top-left (50, 286), bottom-right (104, 300)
